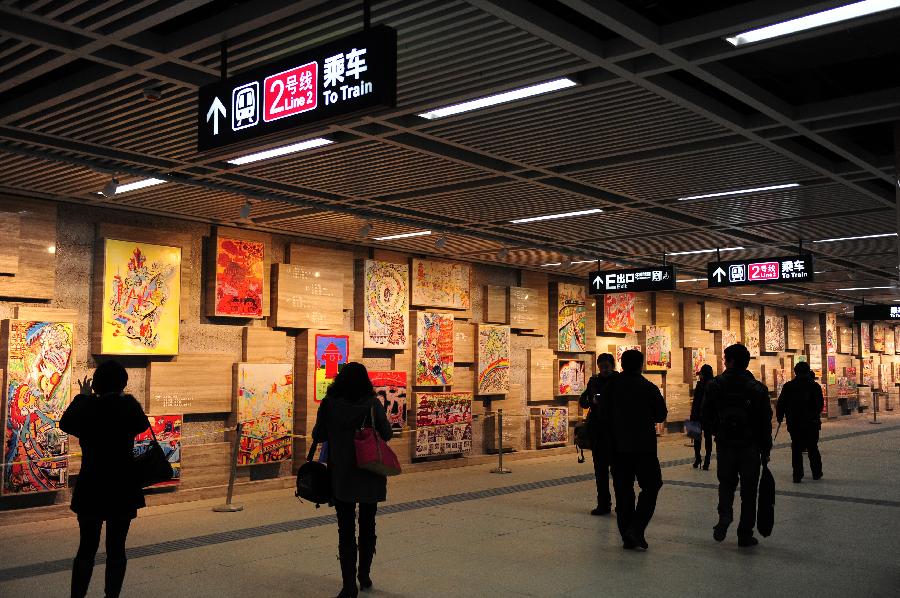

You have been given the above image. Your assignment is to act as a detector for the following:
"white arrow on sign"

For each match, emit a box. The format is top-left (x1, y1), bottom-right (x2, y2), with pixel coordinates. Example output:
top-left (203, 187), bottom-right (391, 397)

top-left (206, 96), bottom-right (226, 135)
top-left (712, 267), bottom-right (726, 282)
top-left (593, 275), bottom-right (602, 289)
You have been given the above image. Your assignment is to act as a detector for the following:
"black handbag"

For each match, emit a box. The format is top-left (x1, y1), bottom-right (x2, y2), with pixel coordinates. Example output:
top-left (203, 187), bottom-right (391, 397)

top-left (134, 424), bottom-right (174, 488)
top-left (757, 462), bottom-right (775, 537)
top-left (295, 442), bottom-right (332, 507)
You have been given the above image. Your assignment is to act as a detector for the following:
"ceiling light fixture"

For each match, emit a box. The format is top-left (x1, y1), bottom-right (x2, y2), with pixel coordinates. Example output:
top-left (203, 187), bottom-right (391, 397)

top-left (666, 246), bottom-right (744, 256)
top-left (677, 183), bottom-right (799, 201)
top-left (835, 286), bottom-right (894, 291)
top-left (373, 230), bottom-right (432, 241)
top-left (358, 221), bottom-right (372, 238)
top-left (797, 302), bottom-right (841, 306)
top-left (676, 278), bottom-right (705, 283)
top-left (510, 208), bottom-right (603, 224)
top-left (238, 201), bottom-right (252, 219)
top-left (227, 138), bottom-right (333, 165)
top-left (434, 234), bottom-right (448, 250)
top-left (418, 77), bottom-right (578, 120)
top-left (570, 259), bottom-right (600, 265)
top-left (116, 178), bottom-right (167, 193)
top-left (812, 232), bottom-right (897, 243)
top-left (740, 293), bottom-right (758, 296)
top-left (763, 292), bottom-right (784, 295)
top-left (497, 247), bottom-right (509, 259)
top-left (540, 262), bottom-right (562, 267)
top-left (101, 177), bottom-right (118, 198)
top-left (725, 0), bottom-right (900, 46)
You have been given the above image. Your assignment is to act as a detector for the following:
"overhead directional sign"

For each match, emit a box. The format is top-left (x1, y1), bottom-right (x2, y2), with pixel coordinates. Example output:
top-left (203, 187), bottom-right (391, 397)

top-left (707, 254), bottom-right (814, 288)
top-left (588, 266), bottom-right (676, 294)
top-left (853, 305), bottom-right (900, 321)
top-left (198, 26), bottom-right (397, 152)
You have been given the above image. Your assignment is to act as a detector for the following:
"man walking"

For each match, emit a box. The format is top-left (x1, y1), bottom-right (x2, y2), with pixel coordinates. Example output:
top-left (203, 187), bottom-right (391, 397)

top-left (703, 344), bottom-right (773, 547)
top-left (599, 350), bottom-right (667, 550)
top-left (578, 353), bottom-right (618, 515)
top-left (776, 361), bottom-right (824, 483)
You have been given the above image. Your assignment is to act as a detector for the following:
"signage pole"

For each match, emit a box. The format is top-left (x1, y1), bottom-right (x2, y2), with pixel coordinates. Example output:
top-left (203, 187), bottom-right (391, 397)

top-left (490, 409), bottom-right (511, 474)
top-left (213, 422), bottom-right (244, 512)
top-left (220, 41), bottom-right (227, 80)
top-left (363, 0), bottom-right (371, 30)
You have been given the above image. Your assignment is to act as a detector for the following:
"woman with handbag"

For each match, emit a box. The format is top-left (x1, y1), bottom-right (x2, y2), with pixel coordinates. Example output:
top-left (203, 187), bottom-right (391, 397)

top-left (690, 364), bottom-right (714, 470)
top-left (312, 362), bottom-right (393, 598)
top-left (60, 360), bottom-right (150, 598)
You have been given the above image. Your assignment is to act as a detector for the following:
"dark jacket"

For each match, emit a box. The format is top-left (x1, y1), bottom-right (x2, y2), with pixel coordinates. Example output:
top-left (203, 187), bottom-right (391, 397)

top-left (60, 392), bottom-right (150, 519)
top-left (599, 372), bottom-right (667, 455)
top-left (690, 379), bottom-right (710, 422)
top-left (312, 394), bottom-right (393, 504)
top-left (579, 372), bottom-right (618, 429)
top-left (703, 369), bottom-right (772, 453)
top-left (776, 376), bottom-right (823, 434)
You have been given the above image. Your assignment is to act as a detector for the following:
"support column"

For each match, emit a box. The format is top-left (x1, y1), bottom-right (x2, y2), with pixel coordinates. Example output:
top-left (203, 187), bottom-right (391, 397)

top-left (895, 123), bottom-right (900, 287)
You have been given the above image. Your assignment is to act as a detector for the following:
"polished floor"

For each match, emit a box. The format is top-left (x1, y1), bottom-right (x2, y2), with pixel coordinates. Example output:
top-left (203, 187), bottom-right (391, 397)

top-left (2, 414), bottom-right (898, 597)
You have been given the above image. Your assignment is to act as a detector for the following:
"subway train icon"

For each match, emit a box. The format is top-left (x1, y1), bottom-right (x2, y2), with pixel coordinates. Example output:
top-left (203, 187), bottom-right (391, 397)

top-left (232, 81), bottom-right (259, 131)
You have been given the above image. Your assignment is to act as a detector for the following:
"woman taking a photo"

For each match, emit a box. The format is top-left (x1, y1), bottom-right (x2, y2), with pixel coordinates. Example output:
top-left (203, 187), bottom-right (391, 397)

top-left (60, 360), bottom-right (150, 598)
top-left (313, 362), bottom-right (393, 598)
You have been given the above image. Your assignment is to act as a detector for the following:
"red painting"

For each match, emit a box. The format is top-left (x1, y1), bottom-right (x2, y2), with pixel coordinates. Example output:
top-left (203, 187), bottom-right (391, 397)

top-left (214, 237), bottom-right (264, 317)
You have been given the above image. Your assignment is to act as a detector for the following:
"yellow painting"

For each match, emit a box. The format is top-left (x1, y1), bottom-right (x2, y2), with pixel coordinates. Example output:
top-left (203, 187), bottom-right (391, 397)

top-left (101, 238), bottom-right (181, 355)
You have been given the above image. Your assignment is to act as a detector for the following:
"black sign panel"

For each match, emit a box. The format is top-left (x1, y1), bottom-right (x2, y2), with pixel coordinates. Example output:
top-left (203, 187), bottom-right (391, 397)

top-left (707, 255), bottom-right (814, 288)
top-left (198, 26), bottom-right (397, 152)
top-left (853, 305), bottom-right (900, 321)
top-left (588, 266), bottom-right (676, 294)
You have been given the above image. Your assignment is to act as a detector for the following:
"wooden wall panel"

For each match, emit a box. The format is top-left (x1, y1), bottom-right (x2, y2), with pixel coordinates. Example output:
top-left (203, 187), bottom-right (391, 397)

top-left (701, 300), bottom-right (724, 331)
top-left (484, 285), bottom-right (508, 324)
top-left (787, 317), bottom-right (804, 351)
top-left (270, 263), bottom-right (343, 329)
top-left (242, 327), bottom-right (287, 362)
top-left (0, 198), bottom-right (56, 300)
top-left (680, 302), bottom-right (712, 348)
top-left (289, 243), bottom-right (356, 310)
top-left (14, 307), bottom-right (79, 322)
top-left (509, 286), bottom-right (541, 331)
top-left (146, 354), bottom-right (234, 414)
top-left (528, 348), bottom-right (555, 403)
top-left (180, 442), bottom-right (231, 490)
top-left (519, 270), bottom-right (549, 338)
top-left (454, 320), bottom-right (475, 363)
top-left (0, 210), bottom-right (19, 275)
top-left (653, 293), bottom-right (676, 327)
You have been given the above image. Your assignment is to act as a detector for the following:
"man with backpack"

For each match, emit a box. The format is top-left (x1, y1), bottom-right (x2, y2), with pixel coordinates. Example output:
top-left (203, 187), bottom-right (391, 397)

top-left (776, 361), bottom-right (824, 483)
top-left (703, 343), bottom-right (773, 547)
top-left (578, 353), bottom-right (618, 516)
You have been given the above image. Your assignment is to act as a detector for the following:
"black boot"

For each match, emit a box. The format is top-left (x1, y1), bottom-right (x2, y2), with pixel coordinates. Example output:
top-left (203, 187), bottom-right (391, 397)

top-left (692, 457), bottom-right (701, 469)
top-left (104, 557), bottom-right (127, 598)
top-left (71, 557), bottom-right (94, 598)
top-left (336, 544), bottom-right (358, 598)
top-left (358, 535), bottom-right (376, 591)
top-left (702, 455), bottom-right (711, 470)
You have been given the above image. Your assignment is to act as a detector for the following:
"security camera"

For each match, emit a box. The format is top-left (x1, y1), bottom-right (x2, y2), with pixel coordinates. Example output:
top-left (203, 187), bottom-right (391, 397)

top-left (142, 85), bottom-right (163, 101)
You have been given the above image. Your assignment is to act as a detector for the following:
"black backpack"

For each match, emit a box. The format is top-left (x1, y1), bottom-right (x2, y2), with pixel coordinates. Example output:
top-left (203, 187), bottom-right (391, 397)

top-left (716, 378), bottom-right (754, 446)
top-left (295, 442), bottom-right (331, 507)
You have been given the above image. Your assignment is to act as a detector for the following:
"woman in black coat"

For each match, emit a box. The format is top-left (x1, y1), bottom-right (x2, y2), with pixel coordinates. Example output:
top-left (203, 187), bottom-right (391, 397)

top-left (60, 360), bottom-right (149, 598)
top-left (312, 362), bottom-right (393, 598)
top-left (691, 364), bottom-right (714, 470)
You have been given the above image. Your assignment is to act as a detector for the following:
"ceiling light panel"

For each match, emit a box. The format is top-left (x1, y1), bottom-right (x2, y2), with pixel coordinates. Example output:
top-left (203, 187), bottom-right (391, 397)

top-left (418, 78), bottom-right (577, 120)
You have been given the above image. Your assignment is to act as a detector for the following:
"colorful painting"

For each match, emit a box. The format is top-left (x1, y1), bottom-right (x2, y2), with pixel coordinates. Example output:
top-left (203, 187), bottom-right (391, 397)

top-left (862, 358), bottom-right (874, 387)
top-left (827, 355), bottom-right (837, 386)
top-left (411, 259), bottom-right (471, 310)
top-left (134, 415), bottom-right (182, 486)
top-left (720, 330), bottom-right (738, 361)
top-left (645, 325), bottom-right (672, 370)
top-left (603, 292), bottom-right (635, 334)
top-left (414, 392), bottom-right (473, 458)
top-left (893, 362), bottom-right (900, 383)
top-left (879, 363), bottom-right (891, 390)
top-left (885, 327), bottom-right (895, 354)
top-left (774, 369), bottom-right (786, 397)
top-left (101, 238), bottom-right (181, 355)
top-left (859, 322), bottom-right (870, 358)
top-left (557, 360), bottom-right (586, 396)
top-left (539, 406), bottom-right (568, 448)
top-left (807, 344), bottom-right (823, 382)
top-left (836, 377), bottom-right (855, 399)
top-left (872, 324), bottom-right (886, 353)
top-left (895, 327), bottom-right (900, 355)
top-left (363, 260), bottom-right (408, 349)
top-left (477, 324), bottom-right (510, 394)
top-left (369, 371), bottom-right (408, 431)
top-left (742, 307), bottom-right (760, 358)
top-left (214, 237), bottom-right (264, 317)
top-left (557, 283), bottom-right (587, 352)
top-left (845, 365), bottom-right (857, 385)
top-left (237, 363), bottom-right (293, 465)
top-left (764, 315), bottom-right (785, 353)
top-left (614, 345), bottom-right (641, 372)
top-left (825, 313), bottom-right (837, 355)
top-left (415, 312), bottom-right (454, 386)
top-left (691, 348), bottom-right (708, 376)
top-left (314, 334), bottom-right (348, 403)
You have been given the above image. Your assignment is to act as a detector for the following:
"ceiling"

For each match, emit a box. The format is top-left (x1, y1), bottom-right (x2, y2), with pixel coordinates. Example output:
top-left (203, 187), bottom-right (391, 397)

top-left (0, 0), bottom-right (898, 312)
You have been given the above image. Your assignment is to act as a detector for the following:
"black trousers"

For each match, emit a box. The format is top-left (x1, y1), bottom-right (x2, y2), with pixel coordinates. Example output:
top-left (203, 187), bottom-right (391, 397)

top-left (334, 499), bottom-right (377, 589)
top-left (72, 515), bottom-right (132, 598)
top-left (693, 430), bottom-right (713, 463)
top-left (591, 448), bottom-right (612, 509)
top-left (716, 444), bottom-right (761, 538)
top-left (611, 453), bottom-right (662, 540)
top-left (791, 427), bottom-right (822, 480)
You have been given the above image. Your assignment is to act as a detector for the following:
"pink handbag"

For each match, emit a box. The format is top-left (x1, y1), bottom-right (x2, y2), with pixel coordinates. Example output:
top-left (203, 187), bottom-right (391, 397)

top-left (354, 403), bottom-right (401, 477)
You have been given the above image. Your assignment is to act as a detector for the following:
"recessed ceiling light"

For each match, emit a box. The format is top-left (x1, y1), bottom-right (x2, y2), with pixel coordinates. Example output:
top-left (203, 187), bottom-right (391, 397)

top-left (569, 259), bottom-right (599, 265)
top-left (116, 178), bottom-right (167, 193)
top-left (836, 286), bottom-right (894, 291)
top-left (418, 77), bottom-right (577, 120)
top-left (667, 246), bottom-right (744, 256)
top-left (47, 245), bottom-right (56, 254)
top-left (725, 1), bottom-right (900, 46)
top-left (540, 262), bottom-right (562, 267)
top-left (510, 208), bottom-right (603, 224)
top-left (763, 292), bottom-right (784, 295)
top-left (677, 183), bottom-right (799, 201)
top-left (812, 233), bottom-right (897, 243)
top-left (228, 138), bottom-right (333, 165)
top-left (373, 230), bottom-right (432, 241)
top-left (238, 201), bottom-right (252, 219)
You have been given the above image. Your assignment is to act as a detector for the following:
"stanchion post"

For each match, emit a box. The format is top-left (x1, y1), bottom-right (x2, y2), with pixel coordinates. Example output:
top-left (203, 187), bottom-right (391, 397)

top-left (213, 422), bottom-right (245, 512)
top-left (490, 409), bottom-right (511, 474)
top-left (871, 391), bottom-right (881, 425)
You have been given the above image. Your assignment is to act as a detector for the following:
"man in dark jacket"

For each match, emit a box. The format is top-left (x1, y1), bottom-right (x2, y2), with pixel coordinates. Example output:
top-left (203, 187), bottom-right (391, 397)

top-left (579, 353), bottom-right (618, 515)
top-left (599, 349), bottom-right (667, 551)
top-left (703, 343), bottom-right (773, 548)
top-left (776, 361), bottom-right (824, 483)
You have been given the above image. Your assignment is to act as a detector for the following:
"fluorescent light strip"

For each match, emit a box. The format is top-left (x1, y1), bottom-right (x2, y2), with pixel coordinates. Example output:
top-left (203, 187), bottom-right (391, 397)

top-left (798, 302), bottom-right (841, 306)
top-left (677, 183), bottom-right (799, 201)
top-left (116, 178), bottom-right (167, 193)
top-left (812, 233), bottom-right (897, 243)
top-left (570, 260), bottom-right (599, 265)
top-left (228, 138), bottom-right (333, 165)
top-left (836, 286), bottom-right (894, 291)
top-left (373, 230), bottom-right (432, 241)
top-left (418, 78), bottom-right (577, 120)
top-left (540, 262), bottom-right (561, 267)
top-left (739, 293), bottom-right (757, 296)
top-left (676, 278), bottom-right (705, 283)
top-left (763, 292), bottom-right (784, 295)
top-left (725, 1), bottom-right (900, 46)
top-left (510, 208), bottom-right (603, 224)
top-left (666, 246), bottom-right (744, 256)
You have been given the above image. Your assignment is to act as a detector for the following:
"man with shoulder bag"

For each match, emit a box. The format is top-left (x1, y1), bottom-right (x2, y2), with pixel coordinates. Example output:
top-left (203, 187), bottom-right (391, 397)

top-left (776, 361), bottom-right (824, 483)
top-left (578, 353), bottom-right (618, 516)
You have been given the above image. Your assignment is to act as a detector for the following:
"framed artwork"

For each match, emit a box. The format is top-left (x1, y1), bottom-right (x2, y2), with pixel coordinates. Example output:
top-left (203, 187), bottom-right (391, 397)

top-left (477, 324), bottom-right (510, 395)
top-left (773, 369), bottom-right (786, 397)
top-left (236, 363), bottom-right (293, 465)
top-left (603, 292), bottom-right (635, 334)
top-left (859, 322), bottom-right (870, 358)
top-left (720, 330), bottom-right (738, 362)
top-left (414, 392), bottom-right (473, 458)
top-left (369, 371), bottom-right (408, 431)
top-left (410, 259), bottom-right (471, 310)
top-left (101, 238), bottom-right (181, 355)
top-left (644, 325), bottom-right (672, 370)
top-left (836, 377), bottom-right (855, 398)
top-left (415, 312), bottom-right (454, 386)
top-left (844, 365), bottom-right (857, 385)
top-left (893, 361), bottom-right (900, 383)
top-left (763, 315), bottom-right (785, 353)
top-left (807, 344), bottom-right (823, 382)
top-left (827, 355), bottom-right (837, 386)
top-left (872, 323), bottom-right (885, 353)
top-left (557, 359), bottom-right (587, 396)
top-left (895, 327), bottom-right (900, 355)
top-left (862, 357), bottom-right (874, 387)
top-left (825, 313), bottom-right (837, 355)
top-left (363, 260), bottom-right (408, 349)
top-left (614, 345), bottom-right (641, 372)
top-left (742, 306), bottom-right (760, 358)
top-left (538, 406), bottom-right (568, 448)
top-left (2, 320), bottom-right (74, 495)
top-left (879, 363), bottom-right (891, 390)
top-left (885, 326), bottom-right (895, 354)
top-left (557, 283), bottom-right (587, 352)
top-left (314, 334), bottom-right (349, 403)
top-left (134, 415), bottom-right (182, 486)
top-left (691, 348), bottom-right (708, 377)
top-left (213, 237), bottom-right (264, 317)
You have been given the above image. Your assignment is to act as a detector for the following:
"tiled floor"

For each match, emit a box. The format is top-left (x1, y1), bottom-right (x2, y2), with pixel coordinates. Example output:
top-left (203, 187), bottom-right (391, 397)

top-left (2, 413), bottom-right (898, 597)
